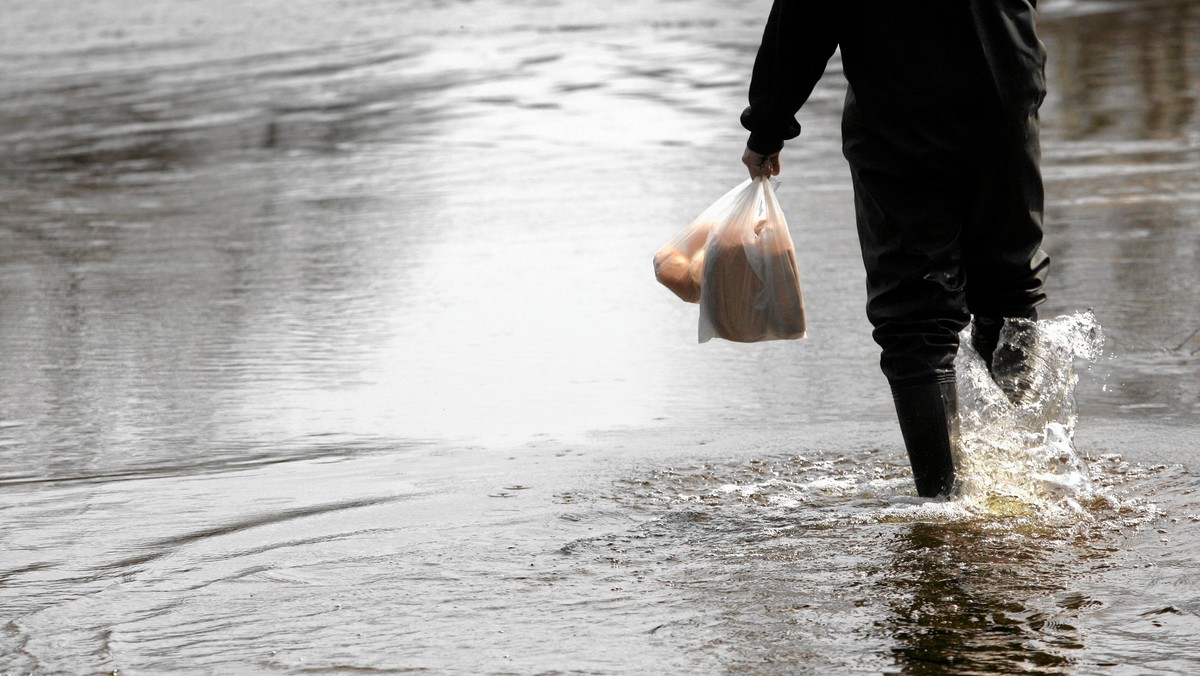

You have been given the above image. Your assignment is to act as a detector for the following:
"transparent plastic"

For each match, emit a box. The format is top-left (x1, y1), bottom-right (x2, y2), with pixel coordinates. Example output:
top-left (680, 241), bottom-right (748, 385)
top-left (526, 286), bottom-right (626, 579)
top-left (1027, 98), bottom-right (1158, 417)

top-left (654, 177), bottom-right (806, 343)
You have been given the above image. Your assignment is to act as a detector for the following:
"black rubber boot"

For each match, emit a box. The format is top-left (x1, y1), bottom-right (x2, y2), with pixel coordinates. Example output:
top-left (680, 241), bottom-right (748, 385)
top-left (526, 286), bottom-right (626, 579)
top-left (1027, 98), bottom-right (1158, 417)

top-left (991, 319), bottom-right (1040, 407)
top-left (891, 371), bottom-right (959, 498)
top-left (973, 315), bottom-right (1040, 406)
top-left (971, 316), bottom-right (1003, 372)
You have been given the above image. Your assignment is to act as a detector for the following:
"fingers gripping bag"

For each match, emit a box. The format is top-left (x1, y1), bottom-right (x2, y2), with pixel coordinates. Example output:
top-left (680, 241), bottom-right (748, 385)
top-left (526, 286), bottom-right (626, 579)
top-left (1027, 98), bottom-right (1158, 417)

top-left (654, 177), bottom-right (807, 343)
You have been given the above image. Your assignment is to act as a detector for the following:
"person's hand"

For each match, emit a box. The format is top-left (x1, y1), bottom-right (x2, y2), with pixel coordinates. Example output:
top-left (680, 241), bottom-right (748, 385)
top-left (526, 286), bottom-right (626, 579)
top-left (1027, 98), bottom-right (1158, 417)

top-left (742, 147), bottom-right (780, 179)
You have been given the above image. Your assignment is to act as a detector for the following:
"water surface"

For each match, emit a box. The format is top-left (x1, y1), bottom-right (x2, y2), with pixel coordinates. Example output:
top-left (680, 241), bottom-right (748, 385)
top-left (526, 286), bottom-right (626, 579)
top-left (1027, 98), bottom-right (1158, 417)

top-left (1, 0), bottom-right (1198, 673)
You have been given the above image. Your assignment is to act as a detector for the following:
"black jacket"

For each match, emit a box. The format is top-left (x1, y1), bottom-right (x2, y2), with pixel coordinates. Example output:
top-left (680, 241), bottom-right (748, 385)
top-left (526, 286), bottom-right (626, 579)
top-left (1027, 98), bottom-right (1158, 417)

top-left (742, 0), bottom-right (1046, 155)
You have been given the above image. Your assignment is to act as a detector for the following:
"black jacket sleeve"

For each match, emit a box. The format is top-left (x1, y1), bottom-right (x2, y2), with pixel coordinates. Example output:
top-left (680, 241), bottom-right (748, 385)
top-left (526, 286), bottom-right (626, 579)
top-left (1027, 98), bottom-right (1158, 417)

top-left (741, 0), bottom-right (841, 154)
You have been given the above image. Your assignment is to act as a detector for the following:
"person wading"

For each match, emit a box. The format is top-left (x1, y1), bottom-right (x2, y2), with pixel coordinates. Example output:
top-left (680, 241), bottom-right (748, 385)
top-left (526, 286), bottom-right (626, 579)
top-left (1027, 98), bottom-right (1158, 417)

top-left (740, 0), bottom-right (1050, 497)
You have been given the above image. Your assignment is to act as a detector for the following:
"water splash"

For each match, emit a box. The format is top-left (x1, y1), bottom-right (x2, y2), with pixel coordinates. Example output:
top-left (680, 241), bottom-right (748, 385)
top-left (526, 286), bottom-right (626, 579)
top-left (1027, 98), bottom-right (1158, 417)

top-left (954, 311), bottom-right (1108, 519)
top-left (614, 311), bottom-right (1165, 530)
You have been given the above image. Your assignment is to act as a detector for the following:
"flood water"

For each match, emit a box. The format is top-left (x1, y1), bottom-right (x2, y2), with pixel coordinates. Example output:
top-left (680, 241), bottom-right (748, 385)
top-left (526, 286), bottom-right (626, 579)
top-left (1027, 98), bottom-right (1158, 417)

top-left (1, 0), bottom-right (1198, 673)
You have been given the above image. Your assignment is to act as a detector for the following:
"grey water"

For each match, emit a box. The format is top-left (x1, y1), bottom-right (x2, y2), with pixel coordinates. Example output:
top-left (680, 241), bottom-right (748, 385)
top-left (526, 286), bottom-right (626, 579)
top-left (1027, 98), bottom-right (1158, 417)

top-left (1, 0), bottom-right (1198, 673)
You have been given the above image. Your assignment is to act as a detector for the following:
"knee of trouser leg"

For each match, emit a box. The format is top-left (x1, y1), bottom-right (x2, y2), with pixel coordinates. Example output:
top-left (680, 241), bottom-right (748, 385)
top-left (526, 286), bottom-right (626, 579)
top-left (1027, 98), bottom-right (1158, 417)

top-left (874, 318), bottom-right (967, 383)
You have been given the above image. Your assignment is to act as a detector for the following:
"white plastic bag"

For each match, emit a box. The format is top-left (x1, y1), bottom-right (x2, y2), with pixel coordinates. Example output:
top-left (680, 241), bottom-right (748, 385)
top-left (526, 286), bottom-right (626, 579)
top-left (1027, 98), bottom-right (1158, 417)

top-left (654, 177), bottom-right (806, 343)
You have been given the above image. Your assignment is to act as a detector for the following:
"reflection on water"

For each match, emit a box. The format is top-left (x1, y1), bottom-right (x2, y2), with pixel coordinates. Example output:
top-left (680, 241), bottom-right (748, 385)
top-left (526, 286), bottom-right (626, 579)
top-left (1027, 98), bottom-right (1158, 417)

top-left (1, 0), bottom-right (1198, 673)
top-left (598, 442), bottom-right (1194, 674)
top-left (1044, 0), bottom-right (1197, 141)
top-left (882, 522), bottom-right (1083, 674)
top-left (597, 310), bottom-right (1158, 674)
top-left (1037, 0), bottom-right (1200, 436)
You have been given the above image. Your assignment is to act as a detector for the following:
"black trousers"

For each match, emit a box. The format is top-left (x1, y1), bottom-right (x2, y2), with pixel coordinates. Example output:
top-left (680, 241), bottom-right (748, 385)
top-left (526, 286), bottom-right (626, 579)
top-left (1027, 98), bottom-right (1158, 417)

top-left (826, 0), bottom-right (1048, 385)
top-left (841, 92), bottom-right (1049, 385)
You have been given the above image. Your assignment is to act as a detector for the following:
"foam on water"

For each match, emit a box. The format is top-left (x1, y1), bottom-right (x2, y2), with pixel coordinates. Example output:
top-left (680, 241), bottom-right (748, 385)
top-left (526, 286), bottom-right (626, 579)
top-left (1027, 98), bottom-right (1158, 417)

top-left (621, 311), bottom-right (1168, 534)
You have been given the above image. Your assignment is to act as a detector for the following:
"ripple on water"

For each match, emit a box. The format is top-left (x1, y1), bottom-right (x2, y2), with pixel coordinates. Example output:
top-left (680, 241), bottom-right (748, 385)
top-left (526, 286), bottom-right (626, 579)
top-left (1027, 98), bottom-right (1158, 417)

top-left (555, 312), bottom-right (1198, 673)
top-left (574, 453), bottom-right (1193, 674)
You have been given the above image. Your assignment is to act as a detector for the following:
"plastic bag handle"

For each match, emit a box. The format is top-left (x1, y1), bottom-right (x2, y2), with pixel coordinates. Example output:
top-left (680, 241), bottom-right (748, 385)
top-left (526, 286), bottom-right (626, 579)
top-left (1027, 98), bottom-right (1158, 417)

top-left (757, 176), bottom-right (781, 221)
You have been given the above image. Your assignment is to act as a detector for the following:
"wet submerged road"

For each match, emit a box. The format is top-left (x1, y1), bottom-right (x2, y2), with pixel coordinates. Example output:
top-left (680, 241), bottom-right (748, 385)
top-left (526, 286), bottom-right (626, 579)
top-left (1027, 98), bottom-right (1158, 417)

top-left (1, 0), bottom-right (1199, 673)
